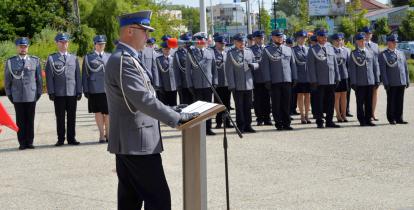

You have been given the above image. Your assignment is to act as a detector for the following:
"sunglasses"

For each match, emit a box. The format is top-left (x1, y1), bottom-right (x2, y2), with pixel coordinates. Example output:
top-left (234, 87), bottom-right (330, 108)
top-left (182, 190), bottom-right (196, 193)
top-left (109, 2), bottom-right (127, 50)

top-left (129, 26), bottom-right (151, 36)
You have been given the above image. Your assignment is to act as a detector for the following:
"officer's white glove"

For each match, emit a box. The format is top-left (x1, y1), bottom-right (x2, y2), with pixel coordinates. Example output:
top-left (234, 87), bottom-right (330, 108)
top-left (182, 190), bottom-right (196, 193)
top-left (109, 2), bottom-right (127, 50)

top-left (179, 112), bottom-right (200, 125)
top-left (172, 104), bottom-right (188, 113)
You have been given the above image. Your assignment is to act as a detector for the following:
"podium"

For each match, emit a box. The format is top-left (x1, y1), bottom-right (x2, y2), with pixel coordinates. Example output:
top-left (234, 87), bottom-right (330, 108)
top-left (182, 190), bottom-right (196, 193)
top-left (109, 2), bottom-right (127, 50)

top-left (177, 103), bottom-right (226, 210)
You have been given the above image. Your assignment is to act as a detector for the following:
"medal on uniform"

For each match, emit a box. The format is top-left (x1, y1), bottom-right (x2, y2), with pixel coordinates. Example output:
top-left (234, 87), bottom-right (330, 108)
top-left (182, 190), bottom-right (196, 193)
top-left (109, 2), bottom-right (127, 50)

top-left (382, 49), bottom-right (398, 68)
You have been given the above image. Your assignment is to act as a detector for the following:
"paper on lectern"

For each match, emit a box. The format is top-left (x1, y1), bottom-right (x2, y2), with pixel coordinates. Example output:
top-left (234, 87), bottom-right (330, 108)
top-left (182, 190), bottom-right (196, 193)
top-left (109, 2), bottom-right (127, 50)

top-left (181, 101), bottom-right (218, 114)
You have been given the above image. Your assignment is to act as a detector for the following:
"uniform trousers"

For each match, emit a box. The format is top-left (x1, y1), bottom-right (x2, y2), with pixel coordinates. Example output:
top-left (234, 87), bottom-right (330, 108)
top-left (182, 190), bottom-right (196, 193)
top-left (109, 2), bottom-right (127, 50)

top-left (179, 88), bottom-right (194, 105)
top-left (386, 86), bottom-right (406, 123)
top-left (116, 154), bottom-right (171, 210)
top-left (355, 85), bottom-right (374, 124)
top-left (194, 88), bottom-right (213, 131)
top-left (253, 83), bottom-right (271, 123)
top-left (215, 86), bottom-right (231, 126)
top-left (159, 90), bottom-right (177, 107)
top-left (233, 90), bottom-right (253, 131)
top-left (270, 83), bottom-right (292, 128)
top-left (14, 102), bottom-right (36, 146)
top-left (54, 96), bottom-right (77, 143)
top-left (315, 85), bottom-right (336, 125)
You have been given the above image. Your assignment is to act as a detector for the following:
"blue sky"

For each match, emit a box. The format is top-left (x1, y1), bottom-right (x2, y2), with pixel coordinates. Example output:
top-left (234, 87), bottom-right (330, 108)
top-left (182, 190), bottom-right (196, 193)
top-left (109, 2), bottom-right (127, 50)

top-left (169, 0), bottom-right (388, 12)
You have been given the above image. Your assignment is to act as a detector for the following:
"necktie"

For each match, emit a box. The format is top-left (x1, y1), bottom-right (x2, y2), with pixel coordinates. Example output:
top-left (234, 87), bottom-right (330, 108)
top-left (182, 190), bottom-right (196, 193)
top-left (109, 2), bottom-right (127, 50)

top-left (99, 53), bottom-right (103, 59)
top-left (322, 47), bottom-right (326, 55)
top-left (63, 54), bottom-right (67, 62)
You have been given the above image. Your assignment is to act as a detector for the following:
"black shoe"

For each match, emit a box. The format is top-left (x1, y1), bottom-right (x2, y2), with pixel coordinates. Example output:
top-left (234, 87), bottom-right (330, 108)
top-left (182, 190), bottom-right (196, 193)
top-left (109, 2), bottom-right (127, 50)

top-left (283, 126), bottom-right (293, 130)
top-left (224, 124), bottom-right (234, 128)
top-left (276, 126), bottom-right (284, 131)
top-left (206, 130), bottom-right (216, 136)
top-left (290, 117), bottom-right (294, 120)
top-left (244, 127), bottom-right (256, 133)
top-left (19, 145), bottom-right (27, 150)
top-left (360, 122), bottom-right (367, 126)
top-left (55, 141), bottom-right (64, 146)
top-left (68, 140), bottom-right (80, 145)
top-left (326, 123), bottom-right (340, 128)
top-left (317, 124), bottom-right (324, 128)
top-left (343, 118), bottom-right (349, 123)
top-left (99, 139), bottom-right (106, 143)
top-left (291, 112), bottom-right (300, 115)
top-left (263, 120), bottom-right (273, 126)
top-left (346, 113), bottom-right (353, 117)
top-left (230, 106), bottom-right (234, 110)
top-left (366, 122), bottom-right (376, 126)
top-left (26, 145), bottom-right (35, 149)
top-left (257, 121), bottom-right (264, 126)
top-left (389, 121), bottom-right (396, 125)
top-left (396, 120), bottom-right (408, 124)
top-left (301, 120), bottom-right (307, 124)
top-left (215, 124), bottom-right (222, 129)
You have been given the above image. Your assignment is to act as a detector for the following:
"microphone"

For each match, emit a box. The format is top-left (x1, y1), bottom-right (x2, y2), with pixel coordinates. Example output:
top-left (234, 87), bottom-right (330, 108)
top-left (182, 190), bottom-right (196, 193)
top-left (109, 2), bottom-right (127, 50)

top-left (167, 38), bottom-right (207, 49)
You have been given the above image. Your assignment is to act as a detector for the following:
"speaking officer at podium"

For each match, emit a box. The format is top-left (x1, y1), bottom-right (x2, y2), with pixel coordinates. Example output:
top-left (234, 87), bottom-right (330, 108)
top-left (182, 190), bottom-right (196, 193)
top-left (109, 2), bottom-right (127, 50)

top-left (105, 11), bottom-right (198, 210)
top-left (262, 30), bottom-right (297, 131)
top-left (4, 37), bottom-right (42, 150)
top-left (186, 32), bottom-right (218, 136)
top-left (307, 29), bottom-right (341, 129)
top-left (349, 33), bottom-right (380, 127)
top-left (379, 34), bottom-right (410, 125)
top-left (225, 33), bottom-right (257, 133)
top-left (46, 33), bottom-right (82, 146)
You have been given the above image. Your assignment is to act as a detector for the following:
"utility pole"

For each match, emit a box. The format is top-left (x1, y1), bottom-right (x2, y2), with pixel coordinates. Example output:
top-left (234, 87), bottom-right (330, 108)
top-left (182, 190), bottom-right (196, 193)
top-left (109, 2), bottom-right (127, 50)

top-left (258, 0), bottom-right (261, 30)
top-left (200, 0), bottom-right (208, 33)
top-left (273, 0), bottom-right (277, 29)
top-left (246, 0), bottom-right (252, 34)
top-left (210, 0), bottom-right (214, 35)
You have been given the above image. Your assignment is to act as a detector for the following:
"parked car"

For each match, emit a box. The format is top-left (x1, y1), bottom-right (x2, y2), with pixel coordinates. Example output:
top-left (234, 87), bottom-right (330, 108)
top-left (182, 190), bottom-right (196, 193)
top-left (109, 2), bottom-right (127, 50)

top-left (397, 41), bottom-right (414, 59)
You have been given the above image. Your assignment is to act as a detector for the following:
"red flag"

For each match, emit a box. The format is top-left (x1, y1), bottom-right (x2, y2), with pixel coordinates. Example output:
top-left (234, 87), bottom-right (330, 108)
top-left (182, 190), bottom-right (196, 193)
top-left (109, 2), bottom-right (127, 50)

top-left (0, 101), bottom-right (19, 132)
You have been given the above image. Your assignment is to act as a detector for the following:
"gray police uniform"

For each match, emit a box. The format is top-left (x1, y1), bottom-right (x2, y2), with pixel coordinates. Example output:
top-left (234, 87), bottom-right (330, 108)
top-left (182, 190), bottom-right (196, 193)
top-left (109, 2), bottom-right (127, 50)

top-left (173, 47), bottom-right (194, 104)
top-left (45, 52), bottom-right (82, 143)
top-left (292, 45), bottom-right (310, 92)
top-left (307, 44), bottom-right (341, 126)
top-left (379, 48), bottom-right (410, 123)
top-left (186, 46), bottom-right (217, 132)
top-left (262, 43), bottom-right (297, 129)
top-left (334, 46), bottom-right (349, 92)
top-left (82, 51), bottom-right (111, 114)
top-left (4, 55), bottom-right (42, 147)
top-left (212, 47), bottom-right (232, 128)
top-left (141, 46), bottom-right (159, 88)
top-left (155, 54), bottom-right (181, 106)
top-left (348, 48), bottom-right (380, 125)
top-left (225, 47), bottom-right (256, 132)
top-left (250, 44), bottom-right (272, 124)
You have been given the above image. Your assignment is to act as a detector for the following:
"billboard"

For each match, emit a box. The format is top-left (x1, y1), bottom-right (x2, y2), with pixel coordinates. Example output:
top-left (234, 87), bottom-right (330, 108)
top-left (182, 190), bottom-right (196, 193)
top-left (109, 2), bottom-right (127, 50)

top-left (309, 0), bottom-right (346, 16)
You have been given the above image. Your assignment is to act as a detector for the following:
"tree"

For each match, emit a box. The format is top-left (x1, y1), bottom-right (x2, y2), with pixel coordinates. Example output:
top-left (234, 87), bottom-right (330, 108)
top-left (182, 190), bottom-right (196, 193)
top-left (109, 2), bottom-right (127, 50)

top-left (373, 17), bottom-right (391, 44)
top-left (259, 7), bottom-right (271, 35)
top-left (298, 0), bottom-right (310, 29)
top-left (399, 10), bottom-right (414, 41)
top-left (277, 0), bottom-right (299, 17)
top-left (338, 0), bottom-right (369, 39)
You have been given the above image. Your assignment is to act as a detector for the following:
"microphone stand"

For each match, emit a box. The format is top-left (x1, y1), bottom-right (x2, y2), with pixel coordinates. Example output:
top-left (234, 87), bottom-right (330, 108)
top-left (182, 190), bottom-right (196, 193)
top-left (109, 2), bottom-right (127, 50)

top-left (186, 44), bottom-right (242, 210)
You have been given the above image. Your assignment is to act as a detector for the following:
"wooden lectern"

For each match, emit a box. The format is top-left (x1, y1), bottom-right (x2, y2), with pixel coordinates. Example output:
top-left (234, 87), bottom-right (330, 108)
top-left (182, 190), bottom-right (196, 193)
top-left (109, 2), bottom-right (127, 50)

top-left (177, 104), bottom-right (226, 210)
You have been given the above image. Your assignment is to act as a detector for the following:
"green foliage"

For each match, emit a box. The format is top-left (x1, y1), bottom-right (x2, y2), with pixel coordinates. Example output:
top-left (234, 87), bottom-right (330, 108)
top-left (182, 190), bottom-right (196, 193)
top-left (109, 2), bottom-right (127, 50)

top-left (392, 0), bottom-right (410, 6)
top-left (277, 0), bottom-right (299, 17)
top-left (399, 10), bottom-right (414, 41)
top-left (179, 6), bottom-right (200, 34)
top-left (312, 18), bottom-right (330, 31)
top-left (408, 59), bottom-right (414, 81)
top-left (374, 18), bottom-right (391, 44)
top-left (259, 8), bottom-right (271, 36)
top-left (298, 0), bottom-right (310, 29)
top-left (338, 0), bottom-right (369, 39)
top-left (73, 24), bottom-right (96, 56)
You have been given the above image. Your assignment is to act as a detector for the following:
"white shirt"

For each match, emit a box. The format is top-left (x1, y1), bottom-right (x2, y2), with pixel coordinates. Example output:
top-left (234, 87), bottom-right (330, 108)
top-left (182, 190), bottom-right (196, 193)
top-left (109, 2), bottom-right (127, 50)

top-left (118, 41), bottom-right (139, 57)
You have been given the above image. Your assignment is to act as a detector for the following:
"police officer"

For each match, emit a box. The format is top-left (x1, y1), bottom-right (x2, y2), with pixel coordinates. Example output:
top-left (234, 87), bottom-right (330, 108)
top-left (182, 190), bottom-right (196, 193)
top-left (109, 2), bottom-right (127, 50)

top-left (225, 33), bottom-right (258, 133)
top-left (212, 34), bottom-right (233, 129)
top-left (309, 34), bottom-right (318, 119)
top-left (82, 35), bottom-right (111, 143)
top-left (4, 37), bottom-right (42, 150)
top-left (286, 36), bottom-right (299, 116)
top-left (361, 26), bottom-right (380, 121)
top-left (173, 33), bottom-right (194, 104)
top-left (349, 33), bottom-right (380, 126)
top-left (331, 33), bottom-right (350, 123)
top-left (250, 30), bottom-right (272, 126)
top-left (186, 32), bottom-right (218, 136)
top-left (46, 33), bottom-right (82, 146)
top-left (292, 30), bottom-right (312, 124)
top-left (262, 30), bottom-right (297, 131)
top-left (155, 41), bottom-right (181, 106)
top-left (307, 29), bottom-right (341, 128)
top-left (379, 34), bottom-right (410, 125)
top-left (141, 36), bottom-right (159, 91)
top-left (285, 37), bottom-right (294, 48)
top-left (105, 11), bottom-right (198, 209)
top-left (247, 34), bottom-right (255, 47)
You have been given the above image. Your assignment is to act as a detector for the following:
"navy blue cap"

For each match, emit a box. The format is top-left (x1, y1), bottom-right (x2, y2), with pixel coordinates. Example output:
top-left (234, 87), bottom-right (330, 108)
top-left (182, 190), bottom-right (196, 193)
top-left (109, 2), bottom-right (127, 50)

top-left (119, 10), bottom-right (154, 32)
top-left (214, 35), bottom-right (226, 43)
top-left (310, 35), bottom-right (317, 42)
top-left (295, 30), bottom-right (307, 37)
top-left (286, 37), bottom-right (294, 44)
top-left (55, 33), bottom-right (70, 42)
top-left (233, 33), bottom-right (245, 42)
top-left (160, 42), bottom-right (169, 48)
top-left (386, 34), bottom-right (398, 42)
top-left (180, 33), bottom-right (192, 41)
top-left (271, 30), bottom-right (284, 36)
top-left (93, 35), bottom-right (107, 44)
top-left (146, 37), bottom-right (156, 44)
top-left (247, 34), bottom-right (254, 40)
top-left (15, 37), bottom-right (29, 46)
top-left (360, 26), bottom-right (372, 34)
top-left (355, 33), bottom-right (365, 40)
top-left (161, 35), bottom-right (171, 42)
top-left (317, 29), bottom-right (328, 37)
top-left (331, 33), bottom-right (344, 40)
top-left (253, 30), bottom-right (265, 38)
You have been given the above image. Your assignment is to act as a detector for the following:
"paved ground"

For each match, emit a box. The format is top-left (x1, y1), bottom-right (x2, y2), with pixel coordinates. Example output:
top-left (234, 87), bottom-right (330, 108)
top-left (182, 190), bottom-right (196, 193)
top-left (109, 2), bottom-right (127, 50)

top-left (0, 87), bottom-right (414, 210)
